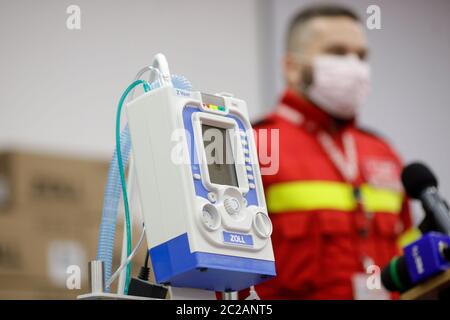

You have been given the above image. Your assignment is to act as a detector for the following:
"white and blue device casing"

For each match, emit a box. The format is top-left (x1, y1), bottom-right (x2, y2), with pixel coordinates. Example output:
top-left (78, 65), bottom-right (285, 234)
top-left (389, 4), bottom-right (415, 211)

top-left (126, 86), bottom-right (276, 291)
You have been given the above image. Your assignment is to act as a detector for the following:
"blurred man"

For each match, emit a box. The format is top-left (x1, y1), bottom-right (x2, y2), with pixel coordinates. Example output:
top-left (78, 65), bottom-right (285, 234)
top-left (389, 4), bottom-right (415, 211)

top-left (253, 5), bottom-right (411, 299)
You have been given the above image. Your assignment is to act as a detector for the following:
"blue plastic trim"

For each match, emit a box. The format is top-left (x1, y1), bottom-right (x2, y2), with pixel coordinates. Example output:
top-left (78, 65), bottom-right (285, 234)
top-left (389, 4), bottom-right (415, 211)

top-left (150, 233), bottom-right (276, 292)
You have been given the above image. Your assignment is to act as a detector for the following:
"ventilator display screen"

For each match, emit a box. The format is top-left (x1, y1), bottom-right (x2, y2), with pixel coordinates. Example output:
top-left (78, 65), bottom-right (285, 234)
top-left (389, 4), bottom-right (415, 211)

top-left (202, 124), bottom-right (239, 187)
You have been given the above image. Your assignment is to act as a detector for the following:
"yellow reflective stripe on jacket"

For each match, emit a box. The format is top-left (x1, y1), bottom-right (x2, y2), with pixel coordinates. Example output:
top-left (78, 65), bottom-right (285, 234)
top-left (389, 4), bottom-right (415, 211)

top-left (267, 181), bottom-right (355, 212)
top-left (359, 184), bottom-right (403, 214)
top-left (267, 181), bottom-right (403, 214)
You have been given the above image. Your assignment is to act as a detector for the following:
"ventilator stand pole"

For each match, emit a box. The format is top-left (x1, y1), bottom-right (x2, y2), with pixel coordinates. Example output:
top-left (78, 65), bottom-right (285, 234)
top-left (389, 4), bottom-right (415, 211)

top-left (223, 292), bottom-right (238, 300)
top-left (169, 287), bottom-right (217, 300)
top-left (169, 288), bottom-right (237, 300)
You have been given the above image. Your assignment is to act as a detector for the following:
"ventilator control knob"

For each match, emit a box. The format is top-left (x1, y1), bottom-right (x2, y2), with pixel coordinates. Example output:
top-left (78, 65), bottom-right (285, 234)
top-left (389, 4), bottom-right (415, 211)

top-left (224, 197), bottom-right (241, 215)
top-left (254, 212), bottom-right (273, 238)
top-left (201, 205), bottom-right (221, 231)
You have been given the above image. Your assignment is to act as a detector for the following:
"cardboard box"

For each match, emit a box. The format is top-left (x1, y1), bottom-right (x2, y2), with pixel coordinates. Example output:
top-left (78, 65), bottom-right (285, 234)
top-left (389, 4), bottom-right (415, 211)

top-left (0, 216), bottom-right (97, 293)
top-left (0, 149), bottom-right (156, 299)
top-left (0, 150), bottom-right (109, 224)
top-left (0, 213), bottom-right (153, 298)
top-left (0, 274), bottom-right (83, 300)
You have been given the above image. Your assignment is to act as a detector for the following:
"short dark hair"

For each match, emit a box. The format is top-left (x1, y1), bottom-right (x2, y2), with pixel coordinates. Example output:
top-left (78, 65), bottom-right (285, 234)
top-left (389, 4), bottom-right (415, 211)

top-left (287, 4), bottom-right (360, 51)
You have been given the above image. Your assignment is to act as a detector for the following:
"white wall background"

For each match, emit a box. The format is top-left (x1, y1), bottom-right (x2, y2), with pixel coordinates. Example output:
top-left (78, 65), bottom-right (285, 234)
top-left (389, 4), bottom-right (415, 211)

top-left (0, 0), bottom-right (264, 158)
top-left (1, 0), bottom-right (449, 212)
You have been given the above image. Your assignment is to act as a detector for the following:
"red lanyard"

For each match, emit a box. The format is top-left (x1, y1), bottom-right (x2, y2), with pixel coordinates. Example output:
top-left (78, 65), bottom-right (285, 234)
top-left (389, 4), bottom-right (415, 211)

top-left (317, 131), bottom-right (358, 183)
top-left (277, 104), bottom-right (359, 183)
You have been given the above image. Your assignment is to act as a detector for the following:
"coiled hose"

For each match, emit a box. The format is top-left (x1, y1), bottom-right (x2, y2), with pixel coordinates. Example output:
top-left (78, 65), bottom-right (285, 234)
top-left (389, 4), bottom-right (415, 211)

top-left (97, 80), bottom-right (150, 293)
top-left (96, 125), bottom-right (132, 292)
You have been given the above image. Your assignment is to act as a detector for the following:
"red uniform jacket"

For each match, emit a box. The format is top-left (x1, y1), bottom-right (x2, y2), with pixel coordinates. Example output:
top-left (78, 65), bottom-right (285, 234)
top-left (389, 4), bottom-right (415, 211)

top-left (252, 90), bottom-right (411, 300)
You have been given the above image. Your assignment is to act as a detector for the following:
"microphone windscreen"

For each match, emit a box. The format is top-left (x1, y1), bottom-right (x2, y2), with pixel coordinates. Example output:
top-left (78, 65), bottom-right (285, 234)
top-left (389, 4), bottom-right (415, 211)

top-left (401, 162), bottom-right (438, 199)
top-left (381, 256), bottom-right (413, 292)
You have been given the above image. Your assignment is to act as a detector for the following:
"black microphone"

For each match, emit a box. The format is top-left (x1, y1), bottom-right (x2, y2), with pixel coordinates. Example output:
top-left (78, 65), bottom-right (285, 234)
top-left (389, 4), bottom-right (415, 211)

top-left (401, 163), bottom-right (450, 235)
top-left (381, 255), bottom-right (413, 292)
top-left (381, 243), bottom-right (450, 293)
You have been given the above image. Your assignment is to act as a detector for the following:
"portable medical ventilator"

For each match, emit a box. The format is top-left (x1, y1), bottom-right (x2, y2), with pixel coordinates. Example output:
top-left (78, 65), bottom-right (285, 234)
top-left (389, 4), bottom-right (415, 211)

top-left (92, 54), bottom-right (276, 297)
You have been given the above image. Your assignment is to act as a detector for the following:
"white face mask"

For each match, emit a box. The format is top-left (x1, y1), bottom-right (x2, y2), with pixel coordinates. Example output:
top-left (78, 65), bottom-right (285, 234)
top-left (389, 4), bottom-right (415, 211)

top-left (306, 54), bottom-right (371, 120)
